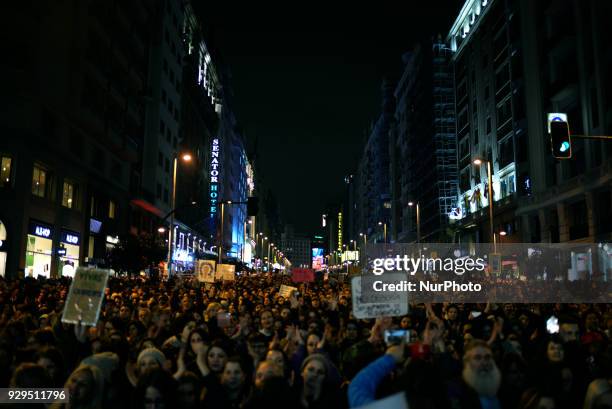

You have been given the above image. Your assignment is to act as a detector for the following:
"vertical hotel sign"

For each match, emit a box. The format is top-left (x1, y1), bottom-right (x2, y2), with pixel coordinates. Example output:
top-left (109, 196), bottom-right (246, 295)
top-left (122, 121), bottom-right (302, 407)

top-left (337, 212), bottom-right (343, 251)
top-left (209, 138), bottom-right (220, 222)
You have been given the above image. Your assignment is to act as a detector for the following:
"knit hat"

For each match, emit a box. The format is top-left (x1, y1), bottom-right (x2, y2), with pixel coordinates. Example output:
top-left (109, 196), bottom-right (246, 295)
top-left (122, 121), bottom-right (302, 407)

top-left (137, 347), bottom-right (166, 367)
top-left (81, 352), bottom-right (120, 383)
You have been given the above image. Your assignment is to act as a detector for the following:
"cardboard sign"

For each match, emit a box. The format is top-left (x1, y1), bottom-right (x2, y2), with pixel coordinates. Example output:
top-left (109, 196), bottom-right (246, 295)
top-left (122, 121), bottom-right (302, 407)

top-left (216, 264), bottom-right (235, 281)
top-left (489, 253), bottom-right (502, 276)
top-left (196, 260), bottom-right (216, 283)
top-left (62, 267), bottom-right (110, 326)
top-left (279, 284), bottom-right (297, 298)
top-left (355, 392), bottom-right (409, 409)
top-left (291, 268), bottom-right (314, 283)
top-left (351, 275), bottom-right (408, 319)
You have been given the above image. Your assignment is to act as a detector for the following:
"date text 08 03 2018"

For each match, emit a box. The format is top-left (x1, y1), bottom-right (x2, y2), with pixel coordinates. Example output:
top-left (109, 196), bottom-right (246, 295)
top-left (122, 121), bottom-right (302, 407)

top-left (0, 389), bottom-right (69, 403)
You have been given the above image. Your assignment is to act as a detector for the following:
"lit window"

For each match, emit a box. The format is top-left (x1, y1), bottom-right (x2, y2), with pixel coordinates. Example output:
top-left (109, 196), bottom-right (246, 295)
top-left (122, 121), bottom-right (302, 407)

top-left (1, 156), bottom-right (12, 187)
top-left (109, 200), bottom-right (116, 219)
top-left (62, 180), bottom-right (74, 208)
top-left (32, 165), bottom-right (47, 198)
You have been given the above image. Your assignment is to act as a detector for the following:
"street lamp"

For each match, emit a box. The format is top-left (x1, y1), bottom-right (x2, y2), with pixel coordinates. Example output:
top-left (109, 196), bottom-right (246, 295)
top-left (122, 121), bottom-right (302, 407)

top-left (359, 232), bottom-right (367, 247)
top-left (167, 152), bottom-right (192, 278)
top-left (408, 201), bottom-right (421, 243)
top-left (378, 222), bottom-right (387, 243)
top-left (473, 158), bottom-right (495, 251)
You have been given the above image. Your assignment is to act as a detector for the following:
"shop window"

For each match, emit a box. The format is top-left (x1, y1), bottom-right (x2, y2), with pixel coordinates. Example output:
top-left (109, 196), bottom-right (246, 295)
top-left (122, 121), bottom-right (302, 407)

top-left (62, 180), bottom-right (75, 208)
top-left (32, 165), bottom-right (47, 198)
top-left (1, 156), bottom-right (12, 187)
top-left (109, 200), bottom-right (116, 219)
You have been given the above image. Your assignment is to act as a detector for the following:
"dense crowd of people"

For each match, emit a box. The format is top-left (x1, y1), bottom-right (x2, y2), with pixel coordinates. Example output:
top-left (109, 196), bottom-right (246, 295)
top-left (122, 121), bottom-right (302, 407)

top-left (0, 272), bottom-right (611, 408)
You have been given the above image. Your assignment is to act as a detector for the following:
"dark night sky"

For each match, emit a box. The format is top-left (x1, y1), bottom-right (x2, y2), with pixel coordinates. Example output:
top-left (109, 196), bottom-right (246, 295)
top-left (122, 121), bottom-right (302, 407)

top-left (202, 3), bottom-right (463, 236)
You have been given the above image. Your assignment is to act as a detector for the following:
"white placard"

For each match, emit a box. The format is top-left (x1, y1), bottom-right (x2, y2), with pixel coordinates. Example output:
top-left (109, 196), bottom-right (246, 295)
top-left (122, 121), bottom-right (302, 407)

top-left (62, 267), bottom-right (110, 326)
top-left (279, 284), bottom-right (297, 298)
top-left (216, 263), bottom-right (235, 281)
top-left (196, 260), bottom-right (216, 283)
top-left (351, 275), bottom-right (408, 319)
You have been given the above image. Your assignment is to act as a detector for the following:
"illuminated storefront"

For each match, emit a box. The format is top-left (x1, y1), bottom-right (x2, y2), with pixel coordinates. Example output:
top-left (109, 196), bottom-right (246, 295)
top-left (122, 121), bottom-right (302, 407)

top-left (25, 220), bottom-right (53, 278)
top-left (59, 229), bottom-right (80, 278)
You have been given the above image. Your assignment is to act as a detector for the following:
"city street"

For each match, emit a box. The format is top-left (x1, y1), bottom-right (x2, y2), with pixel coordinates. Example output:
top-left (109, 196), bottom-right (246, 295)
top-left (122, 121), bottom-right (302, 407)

top-left (1, 1), bottom-right (612, 408)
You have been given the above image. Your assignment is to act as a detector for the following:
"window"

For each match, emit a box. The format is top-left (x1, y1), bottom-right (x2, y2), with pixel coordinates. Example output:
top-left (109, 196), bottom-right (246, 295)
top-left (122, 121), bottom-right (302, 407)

top-left (1, 156), bottom-right (12, 187)
top-left (32, 165), bottom-right (47, 198)
top-left (165, 158), bottom-right (170, 173)
top-left (109, 200), bottom-right (116, 219)
top-left (460, 167), bottom-right (471, 192)
top-left (156, 183), bottom-right (162, 199)
top-left (160, 119), bottom-right (166, 135)
top-left (161, 89), bottom-right (167, 104)
top-left (166, 128), bottom-right (171, 143)
top-left (164, 188), bottom-right (169, 203)
top-left (163, 58), bottom-right (168, 75)
top-left (158, 151), bottom-right (163, 167)
top-left (486, 117), bottom-right (492, 134)
top-left (62, 180), bottom-right (74, 208)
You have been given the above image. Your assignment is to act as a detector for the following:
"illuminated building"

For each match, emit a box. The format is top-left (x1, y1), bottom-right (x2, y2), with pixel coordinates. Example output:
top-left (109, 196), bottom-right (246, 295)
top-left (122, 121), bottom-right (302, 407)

top-left (447, 0), bottom-right (612, 244)
top-left (391, 38), bottom-right (457, 242)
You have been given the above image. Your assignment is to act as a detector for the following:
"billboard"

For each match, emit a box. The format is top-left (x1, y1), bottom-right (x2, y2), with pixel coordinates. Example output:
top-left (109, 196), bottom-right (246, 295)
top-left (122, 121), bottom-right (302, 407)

top-left (312, 247), bottom-right (324, 270)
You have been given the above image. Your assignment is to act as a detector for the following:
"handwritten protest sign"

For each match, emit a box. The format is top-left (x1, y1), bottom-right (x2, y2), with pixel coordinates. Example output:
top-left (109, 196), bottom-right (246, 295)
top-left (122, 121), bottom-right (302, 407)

top-left (291, 268), bottom-right (314, 283)
top-left (351, 274), bottom-right (408, 319)
top-left (216, 264), bottom-right (235, 281)
top-left (196, 260), bottom-right (216, 283)
top-left (279, 284), bottom-right (297, 298)
top-left (62, 267), bottom-right (109, 326)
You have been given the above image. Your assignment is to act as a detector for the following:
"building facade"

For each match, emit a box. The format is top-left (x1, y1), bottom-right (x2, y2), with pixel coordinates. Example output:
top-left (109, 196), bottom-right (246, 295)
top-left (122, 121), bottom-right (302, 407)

top-left (391, 39), bottom-right (458, 243)
top-left (1, 1), bottom-right (151, 278)
top-left (352, 81), bottom-right (395, 244)
top-left (447, 0), bottom-right (612, 245)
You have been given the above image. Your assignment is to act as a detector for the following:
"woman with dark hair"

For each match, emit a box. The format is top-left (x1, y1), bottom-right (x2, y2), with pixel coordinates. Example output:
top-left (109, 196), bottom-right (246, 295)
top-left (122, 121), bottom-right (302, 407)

top-left (35, 346), bottom-right (66, 387)
top-left (133, 368), bottom-right (177, 409)
top-left (297, 353), bottom-right (343, 409)
top-left (126, 320), bottom-right (146, 347)
top-left (51, 365), bottom-right (104, 409)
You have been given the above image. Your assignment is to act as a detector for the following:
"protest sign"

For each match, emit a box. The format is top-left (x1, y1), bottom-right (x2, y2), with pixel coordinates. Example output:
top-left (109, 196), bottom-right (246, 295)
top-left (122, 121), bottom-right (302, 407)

top-left (351, 274), bottom-right (408, 319)
top-left (195, 260), bottom-right (216, 283)
top-left (291, 268), bottom-right (314, 283)
top-left (216, 264), bottom-right (235, 281)
top-left (279, 284), bottom-right (297, 298)
top-left (355, 392), bottom-right (409, 409)
top-left (62, 267), bottom-right (109, 326)
top-left (489, 253), bottom-right (502, 276)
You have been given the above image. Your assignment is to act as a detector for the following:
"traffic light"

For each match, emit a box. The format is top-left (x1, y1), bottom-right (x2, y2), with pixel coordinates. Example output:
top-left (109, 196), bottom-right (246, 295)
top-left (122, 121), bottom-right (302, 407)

top-left (550, 120), bottom-right (572, 159)
top-left (247, 197), bottom-right (259, 216)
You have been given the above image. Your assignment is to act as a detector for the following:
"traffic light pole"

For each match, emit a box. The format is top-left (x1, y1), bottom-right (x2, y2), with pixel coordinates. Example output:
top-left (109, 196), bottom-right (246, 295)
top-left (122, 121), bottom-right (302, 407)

top-left (571, 135), bottom-right (612, 140)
